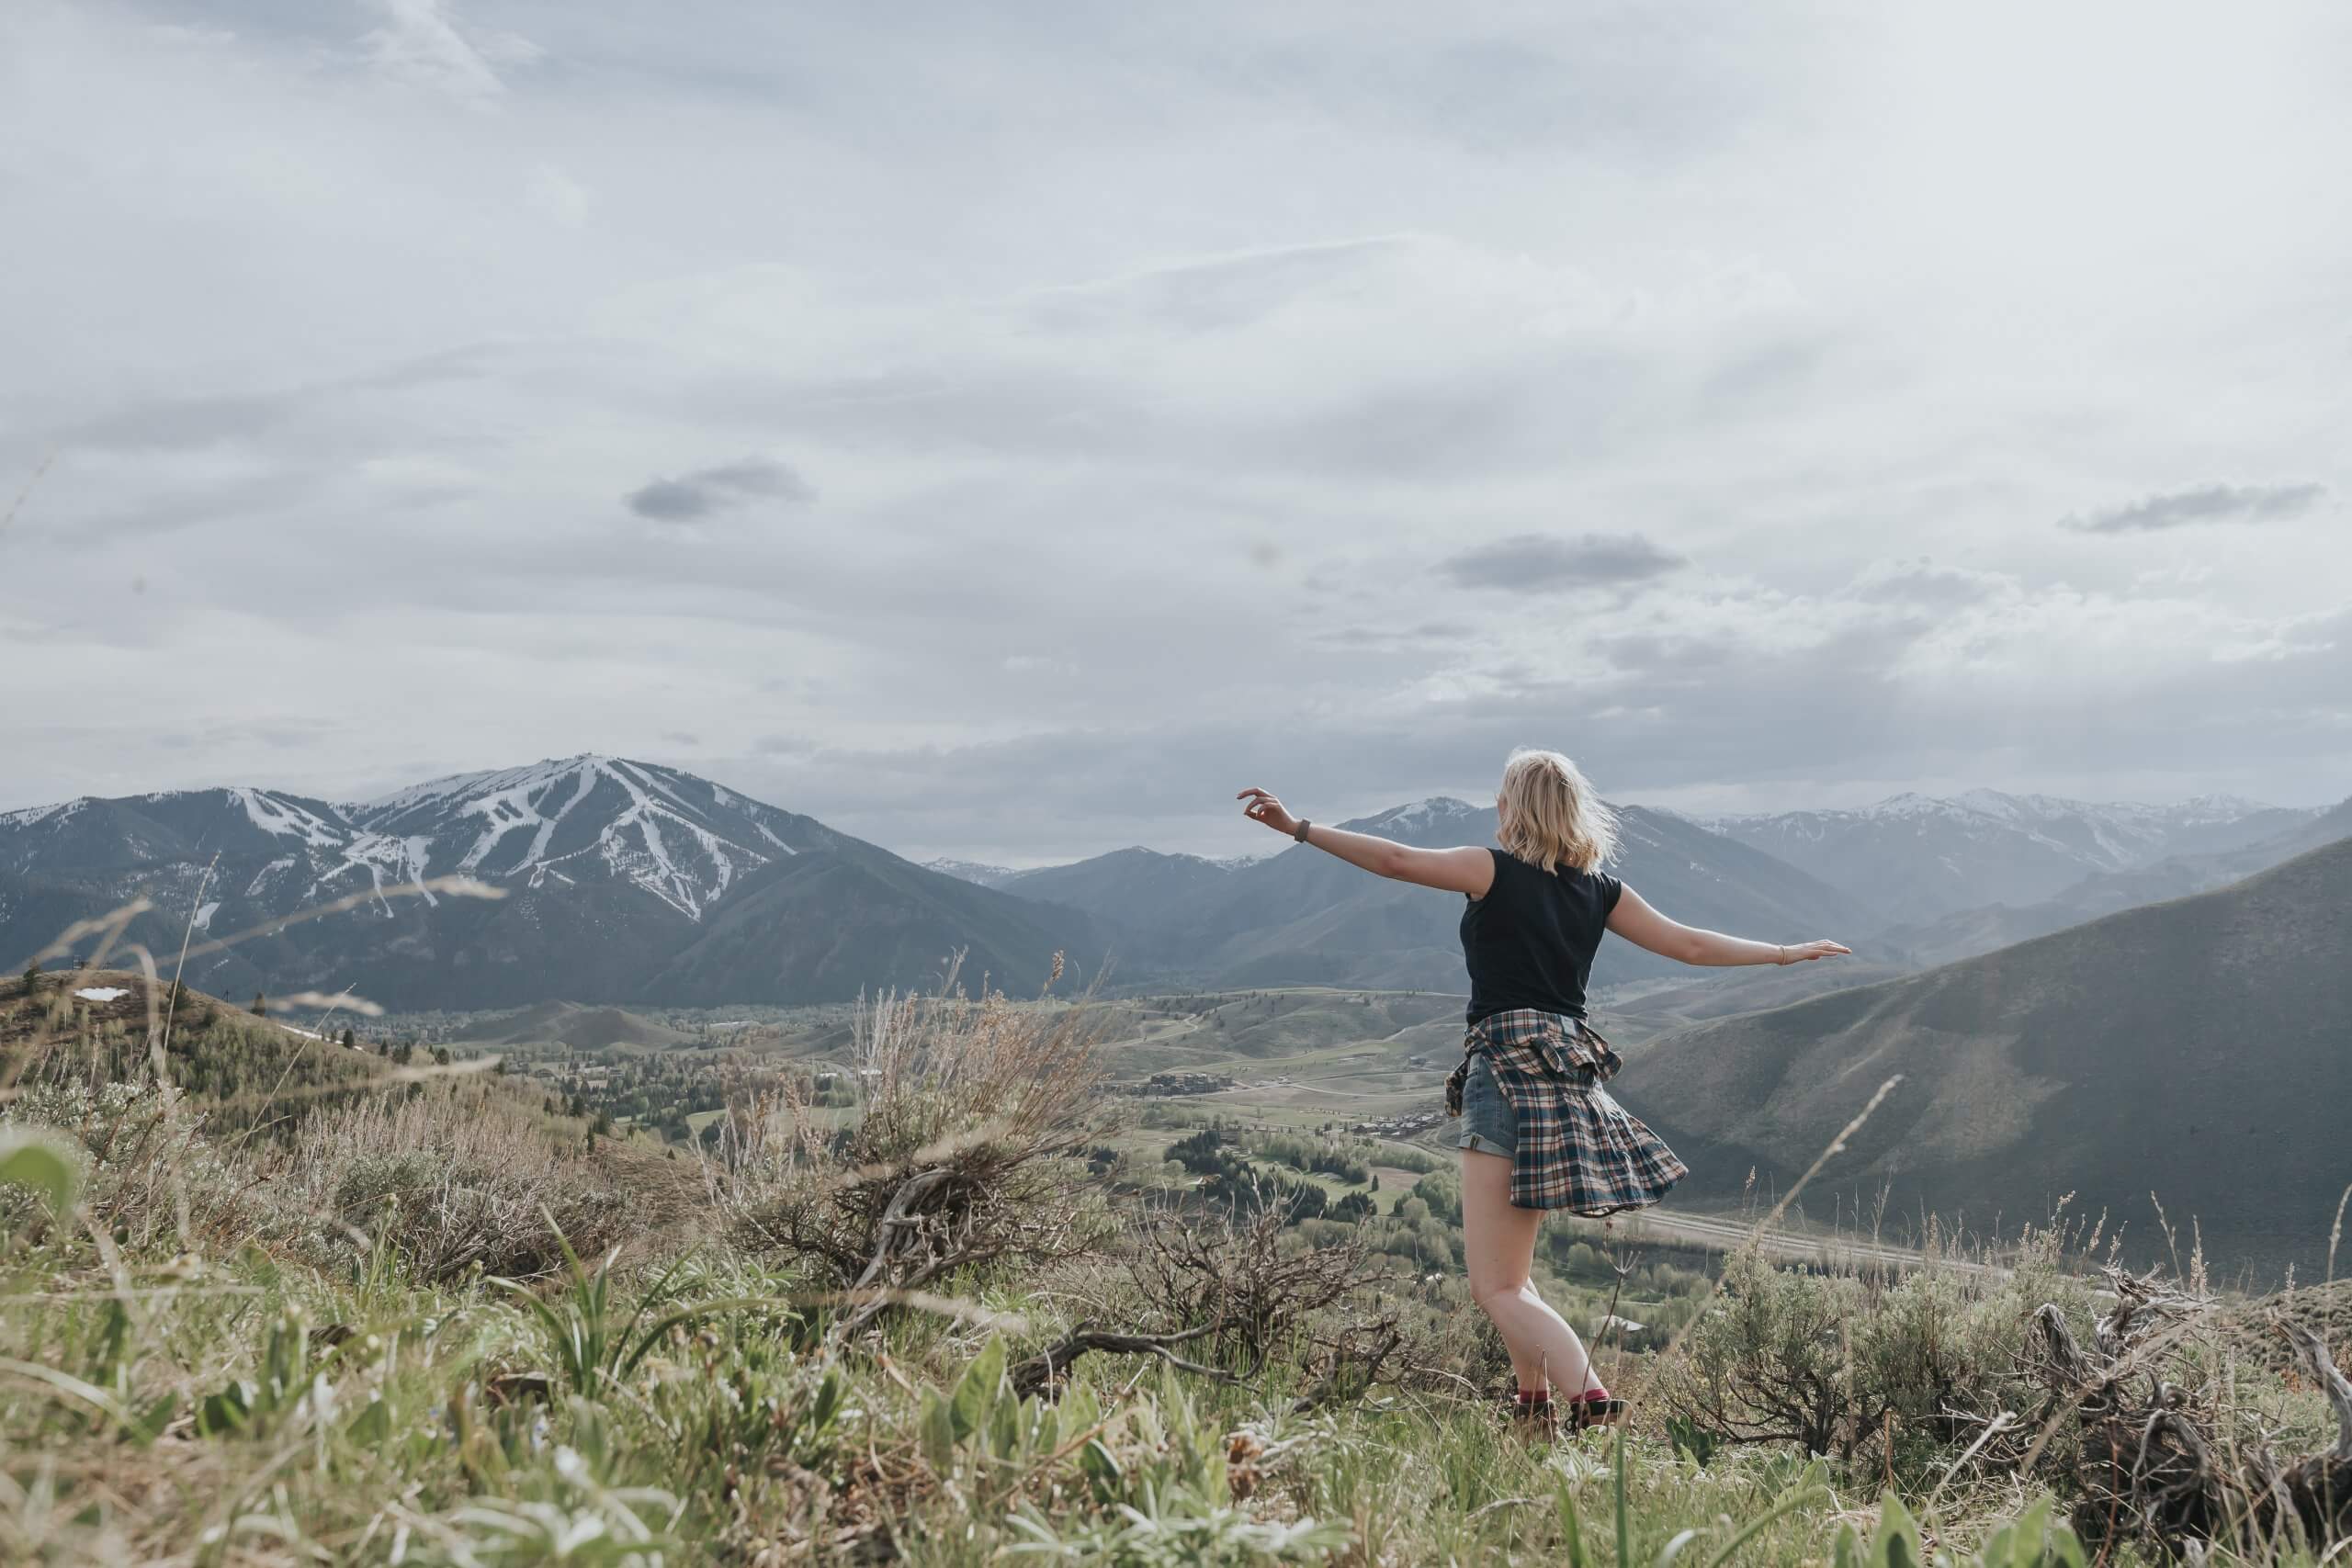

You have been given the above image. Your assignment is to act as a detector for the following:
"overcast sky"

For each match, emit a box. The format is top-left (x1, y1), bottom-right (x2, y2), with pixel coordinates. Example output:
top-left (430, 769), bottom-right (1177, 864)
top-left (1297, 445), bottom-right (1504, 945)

top-left (4, 1), bottom-right (2347, 864)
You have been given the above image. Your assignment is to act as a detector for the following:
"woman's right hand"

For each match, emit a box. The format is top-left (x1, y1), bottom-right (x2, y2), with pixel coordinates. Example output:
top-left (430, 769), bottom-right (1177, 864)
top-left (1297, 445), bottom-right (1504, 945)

top-left (1776, 940), bottom-right (1853, 964)
top-left (1236, 787), bottom-right (1301, 838)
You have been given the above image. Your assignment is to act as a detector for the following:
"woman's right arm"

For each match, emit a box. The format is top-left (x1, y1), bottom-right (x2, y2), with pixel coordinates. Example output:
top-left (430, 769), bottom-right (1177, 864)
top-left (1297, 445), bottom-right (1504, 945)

top-left (1605, 885), bottom-right (1850, 967)
top-left (1236, 786), bottom-right (1495, 896)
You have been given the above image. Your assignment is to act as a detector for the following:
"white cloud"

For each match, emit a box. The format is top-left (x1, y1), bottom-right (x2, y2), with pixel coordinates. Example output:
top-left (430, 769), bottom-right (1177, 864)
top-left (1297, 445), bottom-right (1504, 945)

top-left (360, 0), bottom-right (534, 102)
top-left (525, 164), bottom-right (591, 227)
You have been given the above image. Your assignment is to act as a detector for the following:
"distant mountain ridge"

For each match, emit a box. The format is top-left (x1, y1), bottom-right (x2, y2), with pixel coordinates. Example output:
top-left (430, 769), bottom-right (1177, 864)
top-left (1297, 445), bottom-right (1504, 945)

top-left (0, 756), bottom-right (1094, 1010)
top-left (1703, 788), bottom-right (2320, 920)
top-left (1870, 792), bottom-right (2352, 968)
top-left (922, 795), bottom-right (1872, 996)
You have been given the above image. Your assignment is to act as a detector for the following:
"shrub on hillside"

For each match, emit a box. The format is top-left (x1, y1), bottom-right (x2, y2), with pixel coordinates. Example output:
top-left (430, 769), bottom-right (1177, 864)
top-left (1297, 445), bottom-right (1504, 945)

top-left (1252, 1130), bottom-right (1372, 1185)
top-left (1657, 1240), bottom-right (2098, 1466)
top-left (260, 1086), bottom-right (635, 1284)
top-left (713, 974), bottom-right (1116, 1334)
top-left (0, 1079), bottom-right (251, 1251)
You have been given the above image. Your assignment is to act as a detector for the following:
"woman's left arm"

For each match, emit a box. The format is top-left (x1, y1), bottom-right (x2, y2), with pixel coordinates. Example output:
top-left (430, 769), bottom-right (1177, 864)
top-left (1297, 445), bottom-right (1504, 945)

top-left (1606, 885), bottom-right (1850, 967)
top-left (1237, 787), bottom-right (1494, 896)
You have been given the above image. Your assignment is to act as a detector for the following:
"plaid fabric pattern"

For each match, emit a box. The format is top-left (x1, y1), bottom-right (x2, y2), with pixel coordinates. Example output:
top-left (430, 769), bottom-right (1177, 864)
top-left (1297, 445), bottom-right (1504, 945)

top-left (1443, 1009), bottom-right (1688, 1215)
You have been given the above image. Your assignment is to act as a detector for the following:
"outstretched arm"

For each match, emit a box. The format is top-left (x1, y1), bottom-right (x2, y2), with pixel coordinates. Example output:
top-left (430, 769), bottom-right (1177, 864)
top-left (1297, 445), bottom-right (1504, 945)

top-left (1237, 787), bottom-right (1495, 897)
top-left (1606, 885), bottom-right (1850, 967)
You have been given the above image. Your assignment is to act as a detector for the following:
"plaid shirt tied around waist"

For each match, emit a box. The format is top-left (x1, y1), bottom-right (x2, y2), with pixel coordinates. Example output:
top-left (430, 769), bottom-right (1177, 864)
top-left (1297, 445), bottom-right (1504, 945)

top-left (1443, 1008), bottom-right (1688, 1215)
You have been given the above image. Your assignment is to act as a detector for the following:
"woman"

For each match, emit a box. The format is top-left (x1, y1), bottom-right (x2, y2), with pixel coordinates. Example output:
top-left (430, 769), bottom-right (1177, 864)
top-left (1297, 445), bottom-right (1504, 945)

top-left (1238, 750), bottom-right (1849, 1430)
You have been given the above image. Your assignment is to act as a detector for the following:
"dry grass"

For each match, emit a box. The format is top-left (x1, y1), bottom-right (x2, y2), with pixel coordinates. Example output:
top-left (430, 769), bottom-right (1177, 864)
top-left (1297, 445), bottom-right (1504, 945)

top-left (709, 958), bottom-right (1121, 1335)
top-left (256, 1082), bottom-right (656, 1284)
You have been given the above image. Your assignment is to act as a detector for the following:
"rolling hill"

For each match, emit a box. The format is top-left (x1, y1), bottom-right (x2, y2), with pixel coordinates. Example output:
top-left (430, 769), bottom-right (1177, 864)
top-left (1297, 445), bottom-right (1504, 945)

top-left (1626, 835), bottom-right (2352, 1276)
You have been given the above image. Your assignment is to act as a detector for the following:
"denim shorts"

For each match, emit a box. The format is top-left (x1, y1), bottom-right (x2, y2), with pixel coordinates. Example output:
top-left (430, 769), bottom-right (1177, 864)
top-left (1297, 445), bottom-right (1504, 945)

top-left (1454, 1052), bottom-right (1518, 1158)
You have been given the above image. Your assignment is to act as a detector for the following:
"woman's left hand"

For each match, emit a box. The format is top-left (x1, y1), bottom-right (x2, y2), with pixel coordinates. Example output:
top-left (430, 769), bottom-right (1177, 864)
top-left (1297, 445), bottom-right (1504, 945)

top-left (1236, 787), bottom-right (1301, 838)
top-left (1778, 940), bottom-right (1853, 964)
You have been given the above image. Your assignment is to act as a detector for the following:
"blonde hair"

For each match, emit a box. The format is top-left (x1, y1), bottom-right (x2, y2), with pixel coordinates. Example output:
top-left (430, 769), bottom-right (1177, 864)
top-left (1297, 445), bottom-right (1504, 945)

top-left (1496, 748), bottom-right (1619, 874)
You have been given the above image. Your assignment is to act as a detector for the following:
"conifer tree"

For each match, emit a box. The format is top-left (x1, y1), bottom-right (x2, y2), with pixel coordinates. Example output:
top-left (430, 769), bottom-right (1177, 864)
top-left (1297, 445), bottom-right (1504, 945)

top-left (250, 992), bottom-right (266, 1017)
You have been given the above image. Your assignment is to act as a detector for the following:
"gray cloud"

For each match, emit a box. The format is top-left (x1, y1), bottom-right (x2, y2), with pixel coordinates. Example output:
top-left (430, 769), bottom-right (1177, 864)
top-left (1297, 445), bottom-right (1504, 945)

top-left (1438, 533), bottom-right (1686, 592)
top-left (2062, 481), bottom-right (2329, 534)
top-left (625, 457), bottom-right (814, 522)
top-left (1022, 240), bottom-right (1400, 335)
top-left (1845, 559), bottom-right (2016, 611)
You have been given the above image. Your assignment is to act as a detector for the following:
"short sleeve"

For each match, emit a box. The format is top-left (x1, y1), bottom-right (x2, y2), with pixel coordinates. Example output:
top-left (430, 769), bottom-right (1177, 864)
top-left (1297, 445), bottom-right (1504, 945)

top-left (1598, 871), bottom-right (1623, 915)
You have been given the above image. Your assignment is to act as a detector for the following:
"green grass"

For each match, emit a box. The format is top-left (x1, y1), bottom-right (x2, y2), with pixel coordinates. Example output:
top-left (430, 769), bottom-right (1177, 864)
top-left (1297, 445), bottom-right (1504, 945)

top-left (9, 973), bottom-right (2335, 1564)
top-left (0, 1223), bottom-right (2112, 1566)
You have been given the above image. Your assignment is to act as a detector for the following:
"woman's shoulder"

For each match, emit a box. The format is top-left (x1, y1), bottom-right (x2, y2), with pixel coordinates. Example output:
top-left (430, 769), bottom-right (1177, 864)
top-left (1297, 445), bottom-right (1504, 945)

top-left (1542, 855), bottom-right (1623, 899)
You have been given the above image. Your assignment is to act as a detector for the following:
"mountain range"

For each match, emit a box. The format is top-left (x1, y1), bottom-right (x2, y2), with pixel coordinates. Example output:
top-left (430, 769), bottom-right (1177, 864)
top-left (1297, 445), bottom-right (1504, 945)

top-left (3, 761), bottom-right (2341, 1018)
top-left (0, 757), bottom-right (1090, 1010)
top-left (0, 763), bottom-right (1866, 1009)
top-left (953, 796), bottom-right (1868, 995)
top-left (1702, 789), bottom-right (2322, 922)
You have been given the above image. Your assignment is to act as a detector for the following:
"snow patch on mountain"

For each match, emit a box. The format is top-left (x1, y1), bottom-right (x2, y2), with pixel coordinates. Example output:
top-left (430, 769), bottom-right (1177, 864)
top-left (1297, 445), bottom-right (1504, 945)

top-left (1361, 797), bottom-right (1479, 831)
top-left (231, 788), bottom-right (345, 849)
top-left (349, 755), bottom-right (797, 919)
top-left (923, 857), bottom-right (1016, 886)
top-left (1706, 788), bottom-right (2288, 869)
top-left (330, 832), bottom-right (439, 912)
top-left (0, 798), bottom-right (85, 830)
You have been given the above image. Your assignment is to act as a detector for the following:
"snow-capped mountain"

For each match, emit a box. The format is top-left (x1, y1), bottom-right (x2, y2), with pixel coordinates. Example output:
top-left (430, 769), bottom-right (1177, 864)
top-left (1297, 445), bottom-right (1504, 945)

top-left (1348, 796), bottom-right (1487, 840)
top-left (922, 857), bottom-right (1018, 887)
top-left (0, 757), bottom-right (1091, 1010)
top-left (1704, 789), bottom-right (2321, 920)
top-left (348, 756), bottom-right (808, 919)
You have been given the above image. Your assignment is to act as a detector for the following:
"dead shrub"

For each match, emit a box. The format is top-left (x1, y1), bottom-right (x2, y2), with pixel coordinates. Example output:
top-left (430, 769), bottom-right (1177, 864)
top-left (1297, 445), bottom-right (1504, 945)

top-left (1010, 1186), bottom-right (1426, 1406)
top-left (2026, 1268), bottom-right (2352, 1555)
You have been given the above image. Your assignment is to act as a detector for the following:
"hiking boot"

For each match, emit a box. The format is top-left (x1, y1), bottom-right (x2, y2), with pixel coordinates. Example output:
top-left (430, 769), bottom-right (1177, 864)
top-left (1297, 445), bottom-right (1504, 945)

top-left (1507, 1390), bottom-right (1559, 1434)
top-left (1566, 1388), bottom-right (1627, 1430)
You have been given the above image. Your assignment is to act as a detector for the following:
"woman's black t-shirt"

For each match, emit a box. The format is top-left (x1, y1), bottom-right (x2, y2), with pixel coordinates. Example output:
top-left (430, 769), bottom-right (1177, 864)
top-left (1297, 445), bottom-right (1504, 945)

top-left (1460, 847), bottom-right (1623, 1026)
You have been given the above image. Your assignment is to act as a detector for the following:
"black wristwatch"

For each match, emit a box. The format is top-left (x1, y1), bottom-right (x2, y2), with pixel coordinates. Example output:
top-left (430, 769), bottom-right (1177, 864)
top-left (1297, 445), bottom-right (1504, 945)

top-left (1293, 818), bottom-right (1312, 842)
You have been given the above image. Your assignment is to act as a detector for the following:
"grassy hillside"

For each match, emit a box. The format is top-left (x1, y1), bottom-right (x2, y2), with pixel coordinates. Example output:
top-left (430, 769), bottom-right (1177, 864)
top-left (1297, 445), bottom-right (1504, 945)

top-left (8, 963), bottom-right (2352, 1562)
top-left (1629, 836), bottom-right (2352, 1275)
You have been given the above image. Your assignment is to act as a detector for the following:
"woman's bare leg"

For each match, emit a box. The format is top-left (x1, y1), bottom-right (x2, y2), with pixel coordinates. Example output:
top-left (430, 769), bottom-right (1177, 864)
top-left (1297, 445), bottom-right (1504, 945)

top-left (1459, 1147), bottom-right (1595, 1396)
